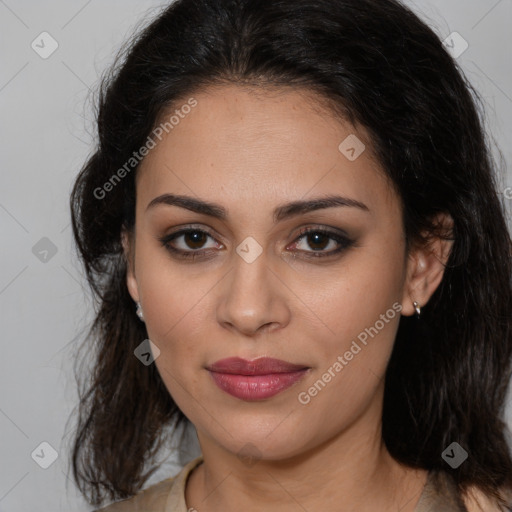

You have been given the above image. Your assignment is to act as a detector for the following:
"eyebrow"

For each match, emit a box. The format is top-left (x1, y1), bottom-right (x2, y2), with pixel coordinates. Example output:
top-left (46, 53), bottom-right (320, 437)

top-left (146, 193), bottom-right (370, 223)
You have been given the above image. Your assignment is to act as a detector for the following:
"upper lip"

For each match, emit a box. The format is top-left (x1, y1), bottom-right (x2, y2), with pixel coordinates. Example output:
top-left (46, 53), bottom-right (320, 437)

top-left (207, 357), bottom-right (309, 375)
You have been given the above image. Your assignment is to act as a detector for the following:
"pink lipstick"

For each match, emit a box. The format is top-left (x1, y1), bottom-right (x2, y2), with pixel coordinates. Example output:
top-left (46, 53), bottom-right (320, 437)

top-left (207, 357), bottom-right (310, 401)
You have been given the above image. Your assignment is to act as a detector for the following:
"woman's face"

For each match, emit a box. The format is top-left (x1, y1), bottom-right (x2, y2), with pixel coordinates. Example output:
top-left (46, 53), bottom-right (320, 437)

top-left (124, 84), bottom-right (419, 460)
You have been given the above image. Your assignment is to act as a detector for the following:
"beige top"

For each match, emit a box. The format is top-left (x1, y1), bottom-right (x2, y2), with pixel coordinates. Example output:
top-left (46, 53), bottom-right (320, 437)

top-left (96, 456), bottom-right (471, 512)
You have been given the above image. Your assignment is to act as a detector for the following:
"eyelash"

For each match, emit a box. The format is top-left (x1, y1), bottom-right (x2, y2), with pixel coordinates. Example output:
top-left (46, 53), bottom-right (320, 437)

top-left (157, 226), bottom-right (355, 261)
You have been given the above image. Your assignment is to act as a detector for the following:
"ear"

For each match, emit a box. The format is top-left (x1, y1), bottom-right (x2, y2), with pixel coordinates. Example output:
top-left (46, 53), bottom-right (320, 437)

top-left (121, 227), bottom-right (140, 303)
top-left (401, 213), bottom-right (454, 316)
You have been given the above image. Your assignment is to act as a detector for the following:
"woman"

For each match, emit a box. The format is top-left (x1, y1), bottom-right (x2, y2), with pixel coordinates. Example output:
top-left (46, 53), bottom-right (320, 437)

top-left (69, 0), bottom-right (512, 510)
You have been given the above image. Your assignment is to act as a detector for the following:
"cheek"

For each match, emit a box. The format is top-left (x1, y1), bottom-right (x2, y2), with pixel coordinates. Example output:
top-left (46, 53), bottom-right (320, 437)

top-left (135, 245), bottom-right (214, 374)
top-left (299, 237), bottom-right (405, 350)
top-left (137, 236), bottom-right (206, 321)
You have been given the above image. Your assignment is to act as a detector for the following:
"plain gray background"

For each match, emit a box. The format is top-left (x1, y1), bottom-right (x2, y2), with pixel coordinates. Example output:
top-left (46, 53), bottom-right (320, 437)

top-left (1, 1), bottom-right (511, 511)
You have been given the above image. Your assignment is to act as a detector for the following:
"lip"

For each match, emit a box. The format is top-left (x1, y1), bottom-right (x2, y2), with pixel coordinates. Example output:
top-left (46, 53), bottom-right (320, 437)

top-left (208, 357), bottom-right (308, 375)
top-left (207, 357), bottom-right (310, 401)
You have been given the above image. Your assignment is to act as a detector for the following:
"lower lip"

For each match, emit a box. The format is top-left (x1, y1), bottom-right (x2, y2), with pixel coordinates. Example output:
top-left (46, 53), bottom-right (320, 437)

top-left (208, 369), bottom-right (309, 401)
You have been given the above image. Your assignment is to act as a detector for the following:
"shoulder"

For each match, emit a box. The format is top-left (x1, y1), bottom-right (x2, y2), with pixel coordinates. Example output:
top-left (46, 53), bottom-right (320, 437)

top-left (462, 484), bottom-right (512, 512)
top-left (94, 476), bottom-right (176, 512)
top-left (93, 456), bottom-right (204, 512)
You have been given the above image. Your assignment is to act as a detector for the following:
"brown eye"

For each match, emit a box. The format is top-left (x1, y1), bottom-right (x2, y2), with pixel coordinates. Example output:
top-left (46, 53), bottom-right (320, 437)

top-left (158, 228), bottom-right (221, 260)
top-left (290, 227), bottom-right (355, 258)
top-left (182, 230), bottom-right (209, 249)
top-left (158, 225), bottom-right (354, 262)
top-left (302, 232), bottom-right (332, 251)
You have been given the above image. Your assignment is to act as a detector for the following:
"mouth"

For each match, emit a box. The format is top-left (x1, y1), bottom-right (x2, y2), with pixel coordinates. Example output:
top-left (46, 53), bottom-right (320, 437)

top-left (207, 357), bottom-right (311, 401)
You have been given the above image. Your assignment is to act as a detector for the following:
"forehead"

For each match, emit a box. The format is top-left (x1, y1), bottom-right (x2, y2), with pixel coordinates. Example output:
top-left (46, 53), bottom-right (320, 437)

top-left (135, 84), bottom-right (399, 221)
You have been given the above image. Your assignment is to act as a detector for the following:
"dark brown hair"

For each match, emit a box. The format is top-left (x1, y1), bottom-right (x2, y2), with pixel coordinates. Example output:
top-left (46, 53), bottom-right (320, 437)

top-left (69, 0), bottom-right (512, 508)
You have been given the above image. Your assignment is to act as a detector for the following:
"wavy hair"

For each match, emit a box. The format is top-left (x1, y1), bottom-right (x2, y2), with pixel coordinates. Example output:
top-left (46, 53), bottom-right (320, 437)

top-left (69, 0), bottom-right (512, 507)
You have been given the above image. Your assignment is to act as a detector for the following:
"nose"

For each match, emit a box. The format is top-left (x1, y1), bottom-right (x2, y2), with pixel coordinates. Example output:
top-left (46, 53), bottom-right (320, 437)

top-left (216, 248), bottom-right (291, 337)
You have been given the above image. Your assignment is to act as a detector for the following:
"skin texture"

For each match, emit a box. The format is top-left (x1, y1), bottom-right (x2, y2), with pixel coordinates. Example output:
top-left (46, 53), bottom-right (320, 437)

top-left (122, 84), bottom-right (453, 512)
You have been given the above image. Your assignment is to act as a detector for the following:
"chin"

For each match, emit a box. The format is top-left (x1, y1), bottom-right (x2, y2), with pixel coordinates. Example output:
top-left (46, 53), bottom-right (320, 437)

top-left (207, 419), bottom-right (314, 462)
